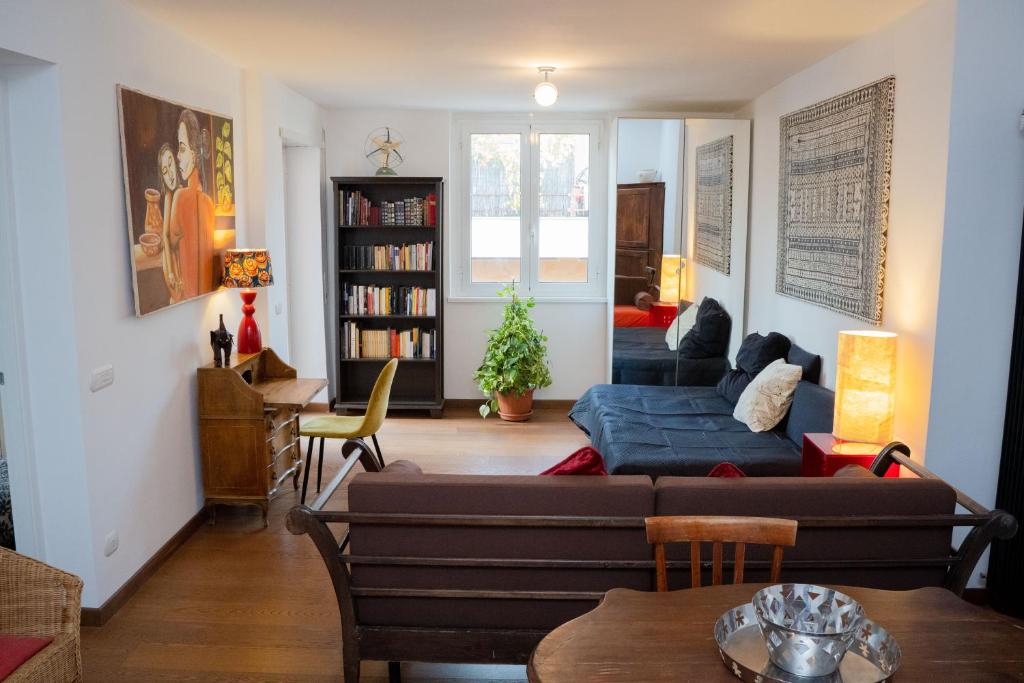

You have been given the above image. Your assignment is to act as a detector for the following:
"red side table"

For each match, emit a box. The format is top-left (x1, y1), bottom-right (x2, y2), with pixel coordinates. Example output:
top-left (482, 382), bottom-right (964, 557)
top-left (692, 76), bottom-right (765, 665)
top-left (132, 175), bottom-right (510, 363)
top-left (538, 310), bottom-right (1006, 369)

top-left (649, 301), bottom-right (678, 329)
top-left (801, 433), bottom-right (900, 477)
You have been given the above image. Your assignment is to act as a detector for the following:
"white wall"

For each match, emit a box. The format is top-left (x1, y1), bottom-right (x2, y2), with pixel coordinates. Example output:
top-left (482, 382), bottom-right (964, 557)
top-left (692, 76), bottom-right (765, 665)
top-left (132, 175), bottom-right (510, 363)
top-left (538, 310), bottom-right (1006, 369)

top-left (616, 118), bottom-right (682, 253)
top-left (683, 118), bottom-right (751, 363)
top-left (743, 0), bottom-right (958, 461)
top-left (325, 108), bottom-right (608, 400)
top-left (924, 0), bottom-right (1024, 516)
top-left (0, 0), bottom-right (322, 607)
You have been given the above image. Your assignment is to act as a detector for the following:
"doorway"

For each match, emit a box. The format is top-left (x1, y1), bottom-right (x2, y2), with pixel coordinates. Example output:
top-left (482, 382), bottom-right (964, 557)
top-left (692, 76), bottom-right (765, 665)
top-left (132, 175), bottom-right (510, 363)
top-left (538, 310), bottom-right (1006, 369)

top-left (282, 139), bottom-right (328, 403)
top-left (0, 71), bottom-right (34, 553)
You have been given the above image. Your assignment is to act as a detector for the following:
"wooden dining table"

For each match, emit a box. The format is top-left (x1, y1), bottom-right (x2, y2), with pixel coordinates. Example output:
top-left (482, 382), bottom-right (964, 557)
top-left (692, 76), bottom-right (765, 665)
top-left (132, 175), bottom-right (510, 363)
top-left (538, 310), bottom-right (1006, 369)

top-left (527, 584), bottom-right (1024, 681)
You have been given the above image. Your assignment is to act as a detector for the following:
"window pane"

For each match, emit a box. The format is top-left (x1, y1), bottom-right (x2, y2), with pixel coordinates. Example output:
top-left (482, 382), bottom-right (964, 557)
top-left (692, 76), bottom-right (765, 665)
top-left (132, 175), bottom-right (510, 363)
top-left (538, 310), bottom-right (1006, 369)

top-left (538, 133), bottom-right (589, 283)
top-left (470, 133), bottom-right (521, 283)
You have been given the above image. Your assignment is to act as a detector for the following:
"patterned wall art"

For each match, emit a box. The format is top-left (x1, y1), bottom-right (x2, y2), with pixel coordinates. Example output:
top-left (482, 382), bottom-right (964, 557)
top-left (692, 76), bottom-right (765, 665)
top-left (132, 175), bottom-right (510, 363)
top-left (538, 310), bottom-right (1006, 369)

top-left (776, 76), bottom-right (895, 324)
top-left (694, 135), bottom-right (734, 275)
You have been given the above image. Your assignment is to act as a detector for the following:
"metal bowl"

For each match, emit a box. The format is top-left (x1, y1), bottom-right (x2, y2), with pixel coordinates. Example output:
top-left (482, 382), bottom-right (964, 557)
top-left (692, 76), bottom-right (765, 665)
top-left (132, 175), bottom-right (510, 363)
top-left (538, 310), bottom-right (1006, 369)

top-left (753, 583), bottom-right (865, 677)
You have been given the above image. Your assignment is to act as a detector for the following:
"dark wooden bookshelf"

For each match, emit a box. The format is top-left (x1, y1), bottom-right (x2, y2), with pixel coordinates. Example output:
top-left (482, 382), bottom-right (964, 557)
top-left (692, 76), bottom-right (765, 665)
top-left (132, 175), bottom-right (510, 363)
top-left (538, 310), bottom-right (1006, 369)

top-left (329, 176), bottom-right (444, 417)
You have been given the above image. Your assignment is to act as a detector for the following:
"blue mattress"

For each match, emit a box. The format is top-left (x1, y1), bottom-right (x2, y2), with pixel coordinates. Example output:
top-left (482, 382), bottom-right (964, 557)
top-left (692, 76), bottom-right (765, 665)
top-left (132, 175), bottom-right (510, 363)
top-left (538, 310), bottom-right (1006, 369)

top-left (612, 327), bottom-right (729, 386)
top-left (569, 384), bottom-right (804, 477)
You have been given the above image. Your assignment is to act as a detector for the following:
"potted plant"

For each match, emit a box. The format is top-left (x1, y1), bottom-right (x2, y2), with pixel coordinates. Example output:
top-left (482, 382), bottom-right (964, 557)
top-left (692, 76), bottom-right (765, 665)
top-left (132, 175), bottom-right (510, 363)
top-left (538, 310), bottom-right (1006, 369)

top-left (474, 284), bottom-right (553, 421)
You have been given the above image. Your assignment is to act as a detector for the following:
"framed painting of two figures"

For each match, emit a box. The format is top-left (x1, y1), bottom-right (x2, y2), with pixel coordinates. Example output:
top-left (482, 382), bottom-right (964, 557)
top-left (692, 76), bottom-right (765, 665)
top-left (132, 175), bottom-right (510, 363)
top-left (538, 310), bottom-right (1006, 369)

top-left (117, 85), bottom-right (237, 316)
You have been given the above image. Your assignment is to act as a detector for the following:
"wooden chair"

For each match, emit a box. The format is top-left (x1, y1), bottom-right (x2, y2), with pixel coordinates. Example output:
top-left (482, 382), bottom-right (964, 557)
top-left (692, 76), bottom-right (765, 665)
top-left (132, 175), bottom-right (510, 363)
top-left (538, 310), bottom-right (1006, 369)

top-left (645, 515), bottom-right (798, 591)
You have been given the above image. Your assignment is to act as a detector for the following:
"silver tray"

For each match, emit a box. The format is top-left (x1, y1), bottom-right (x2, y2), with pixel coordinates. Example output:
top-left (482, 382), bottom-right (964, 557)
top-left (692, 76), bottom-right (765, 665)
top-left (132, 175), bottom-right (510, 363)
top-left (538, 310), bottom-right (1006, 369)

top-left (715, 603), bottom-right (901, 682)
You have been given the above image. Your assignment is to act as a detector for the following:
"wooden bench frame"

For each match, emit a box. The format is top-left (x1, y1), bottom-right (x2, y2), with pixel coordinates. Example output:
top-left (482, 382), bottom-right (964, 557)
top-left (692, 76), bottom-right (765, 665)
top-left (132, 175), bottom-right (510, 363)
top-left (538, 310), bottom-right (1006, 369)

top-left (286, 440), bottom-right (1017, 682)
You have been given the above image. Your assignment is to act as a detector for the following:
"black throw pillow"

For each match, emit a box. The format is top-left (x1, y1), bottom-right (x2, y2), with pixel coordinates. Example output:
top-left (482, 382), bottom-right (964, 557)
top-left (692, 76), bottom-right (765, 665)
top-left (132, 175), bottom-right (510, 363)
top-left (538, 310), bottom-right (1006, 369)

top-left (716, 369), bottom-right (752, 404)
top-left (678, 298), bottom-right (731, 359)
top-left (716, 332), bottom-right (792, 404)
top-left (736, 332), bottom-right (792, 375)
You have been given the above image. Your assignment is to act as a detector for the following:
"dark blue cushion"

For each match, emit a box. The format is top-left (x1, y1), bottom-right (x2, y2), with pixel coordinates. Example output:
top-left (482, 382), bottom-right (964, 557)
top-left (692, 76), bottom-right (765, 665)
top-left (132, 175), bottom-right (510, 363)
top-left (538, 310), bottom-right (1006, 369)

top-left (787, 343), bottom-right (823, 384)
top-left (717, 332), bottom-right (791, 404)
top-left (785, 381), bottom-right (835, 445)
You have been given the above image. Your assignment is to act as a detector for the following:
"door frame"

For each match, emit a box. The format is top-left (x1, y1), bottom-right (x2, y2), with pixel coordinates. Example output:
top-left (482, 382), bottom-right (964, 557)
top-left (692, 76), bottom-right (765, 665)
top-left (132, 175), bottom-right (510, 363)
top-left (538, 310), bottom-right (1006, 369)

top-left (0, 74), bottom-right (43, 556)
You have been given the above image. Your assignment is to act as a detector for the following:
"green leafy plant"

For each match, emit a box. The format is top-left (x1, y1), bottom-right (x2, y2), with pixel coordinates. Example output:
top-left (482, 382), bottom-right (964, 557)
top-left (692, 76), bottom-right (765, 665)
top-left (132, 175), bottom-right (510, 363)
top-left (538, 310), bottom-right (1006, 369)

top-left (474, 283), bottom-right (553, 418)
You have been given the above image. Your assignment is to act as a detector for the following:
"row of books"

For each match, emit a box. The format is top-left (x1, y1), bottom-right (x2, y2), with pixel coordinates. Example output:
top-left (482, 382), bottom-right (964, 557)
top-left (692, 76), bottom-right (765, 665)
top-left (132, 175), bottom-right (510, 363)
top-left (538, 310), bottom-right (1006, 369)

top-left (341, 242), bottom-right (434, 271)
top-left (342, 283), bottom-right (437, 317)
top-left (340, 191), bottom-right (438, 227)
top-left (341, 324), bottom-right (436, 360)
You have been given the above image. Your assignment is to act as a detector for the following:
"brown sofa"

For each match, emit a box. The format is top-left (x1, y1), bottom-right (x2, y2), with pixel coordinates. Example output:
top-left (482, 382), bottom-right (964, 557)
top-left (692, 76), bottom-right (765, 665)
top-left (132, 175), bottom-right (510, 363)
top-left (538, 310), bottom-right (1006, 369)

top-left (287, 440), bottom-right (1016, 682)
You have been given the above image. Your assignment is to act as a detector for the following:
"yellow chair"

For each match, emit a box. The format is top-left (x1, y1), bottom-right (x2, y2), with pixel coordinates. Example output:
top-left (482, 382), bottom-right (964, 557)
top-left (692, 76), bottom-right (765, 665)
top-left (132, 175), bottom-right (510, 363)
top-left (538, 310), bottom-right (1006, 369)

top-left (300, 358), bottom-right (398, 504)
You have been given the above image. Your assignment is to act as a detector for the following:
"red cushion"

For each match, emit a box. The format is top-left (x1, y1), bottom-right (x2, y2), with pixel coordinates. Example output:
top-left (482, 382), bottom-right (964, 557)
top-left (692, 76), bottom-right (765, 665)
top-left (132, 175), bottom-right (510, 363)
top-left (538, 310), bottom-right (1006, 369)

top-left (540, 447), bottom-right (608, 476)
top-left (707, 462), bottom-right (746, 478)
top-left (0, 634), bottom-right (54, 680)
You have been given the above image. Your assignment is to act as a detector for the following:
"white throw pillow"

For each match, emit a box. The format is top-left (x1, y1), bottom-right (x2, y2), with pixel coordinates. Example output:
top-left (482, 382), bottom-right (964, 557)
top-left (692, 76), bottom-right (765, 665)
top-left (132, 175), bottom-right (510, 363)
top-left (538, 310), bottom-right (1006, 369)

top-left (665, 300), bottom-right (700, 351)
top-left (733, 358), bottom-right (803, 432)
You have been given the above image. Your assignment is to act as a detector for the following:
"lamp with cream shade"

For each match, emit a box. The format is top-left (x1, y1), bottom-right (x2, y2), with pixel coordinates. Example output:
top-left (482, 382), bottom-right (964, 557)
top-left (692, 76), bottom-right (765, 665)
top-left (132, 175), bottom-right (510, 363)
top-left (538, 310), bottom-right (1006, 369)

top-left (832, 330), bottom-right (898, 454)
top-left (659, 255), bottom-right (686, 302)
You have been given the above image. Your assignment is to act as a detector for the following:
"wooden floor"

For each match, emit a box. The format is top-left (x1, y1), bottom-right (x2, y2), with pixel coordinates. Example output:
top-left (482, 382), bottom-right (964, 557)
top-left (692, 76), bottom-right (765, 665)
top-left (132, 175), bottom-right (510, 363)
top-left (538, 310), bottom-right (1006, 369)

top-left (81, 406), bottom-right (588, 682)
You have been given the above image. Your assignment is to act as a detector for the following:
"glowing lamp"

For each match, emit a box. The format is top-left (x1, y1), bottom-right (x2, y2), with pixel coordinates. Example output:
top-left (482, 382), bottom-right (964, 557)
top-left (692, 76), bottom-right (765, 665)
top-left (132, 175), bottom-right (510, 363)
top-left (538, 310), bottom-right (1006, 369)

top-left (534, 67), bottom-right (558, 107)
top-left (659, 255), bottom-right (686, 302)
top-left (832, 330), bottom-right (897, 454)
top-left (222, 248), bottom-right (274, 354)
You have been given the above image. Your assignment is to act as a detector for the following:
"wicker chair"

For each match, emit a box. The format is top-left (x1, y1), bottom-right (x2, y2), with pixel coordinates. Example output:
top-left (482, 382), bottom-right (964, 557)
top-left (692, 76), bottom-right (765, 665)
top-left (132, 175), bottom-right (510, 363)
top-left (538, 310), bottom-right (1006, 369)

top-left (0, 547), bottom-right (83, 682)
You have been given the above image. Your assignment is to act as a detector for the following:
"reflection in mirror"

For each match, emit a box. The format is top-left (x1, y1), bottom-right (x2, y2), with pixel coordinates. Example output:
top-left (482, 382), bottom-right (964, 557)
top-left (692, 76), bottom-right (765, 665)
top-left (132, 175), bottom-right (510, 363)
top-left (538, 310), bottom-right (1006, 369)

top-left (611, 118), bottom-right (685, 385)
top-left (610, 117), bottom-right (750, 388)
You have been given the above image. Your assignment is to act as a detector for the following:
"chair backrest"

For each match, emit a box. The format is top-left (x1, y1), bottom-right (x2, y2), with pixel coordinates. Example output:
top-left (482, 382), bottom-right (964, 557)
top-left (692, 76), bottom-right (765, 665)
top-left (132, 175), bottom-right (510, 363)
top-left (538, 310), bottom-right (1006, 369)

top-left (361, 358), bottom-right (398, 433)
top-left (645, 515), bottom-right (798, 591)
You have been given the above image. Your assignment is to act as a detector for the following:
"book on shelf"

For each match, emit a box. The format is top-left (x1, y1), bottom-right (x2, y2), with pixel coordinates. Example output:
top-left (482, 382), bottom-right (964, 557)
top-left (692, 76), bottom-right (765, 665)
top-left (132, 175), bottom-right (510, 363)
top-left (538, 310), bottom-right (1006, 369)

top-left (341, 242), bottom-right (434, 271)
top-left (342, 283), bottom-right (437, 316)
top-left (339, 190), bottom-right (437, 227)
top-left (341, 322), bottom-right (436, 360)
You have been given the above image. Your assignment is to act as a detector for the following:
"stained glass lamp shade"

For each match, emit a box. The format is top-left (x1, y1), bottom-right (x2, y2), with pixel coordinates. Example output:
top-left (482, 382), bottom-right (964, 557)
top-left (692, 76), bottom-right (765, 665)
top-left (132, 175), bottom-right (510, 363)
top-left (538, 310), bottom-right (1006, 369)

top-left (222, 248), bottom-right (274, 354)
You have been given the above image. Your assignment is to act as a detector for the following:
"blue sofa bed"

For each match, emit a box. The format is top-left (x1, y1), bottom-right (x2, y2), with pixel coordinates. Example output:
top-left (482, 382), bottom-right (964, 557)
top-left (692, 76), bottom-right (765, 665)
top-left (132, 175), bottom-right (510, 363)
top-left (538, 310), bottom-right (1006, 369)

top-left (569, 379), bottom-right (835, 477)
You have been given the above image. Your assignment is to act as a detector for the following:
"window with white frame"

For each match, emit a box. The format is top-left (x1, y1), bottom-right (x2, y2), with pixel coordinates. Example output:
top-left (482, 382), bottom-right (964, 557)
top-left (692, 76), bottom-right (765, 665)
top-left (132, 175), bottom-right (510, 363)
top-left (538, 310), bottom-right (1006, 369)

top-left (451, 118), bottom-right (606, 299)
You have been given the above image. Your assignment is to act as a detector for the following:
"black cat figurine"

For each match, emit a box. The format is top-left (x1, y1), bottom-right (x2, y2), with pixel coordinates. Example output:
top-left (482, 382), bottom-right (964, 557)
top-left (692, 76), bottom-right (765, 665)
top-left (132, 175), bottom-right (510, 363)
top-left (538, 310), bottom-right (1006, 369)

top-left (210, 314), bottom-right (234, 368)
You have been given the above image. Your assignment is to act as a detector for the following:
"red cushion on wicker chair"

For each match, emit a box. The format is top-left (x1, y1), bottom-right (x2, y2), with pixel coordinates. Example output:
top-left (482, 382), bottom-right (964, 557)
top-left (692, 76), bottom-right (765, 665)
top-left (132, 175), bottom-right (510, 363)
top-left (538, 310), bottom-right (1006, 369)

top-left (707, 462), bottom-right (746, 478)
top-left (0, 634), bottom-right (54, 680)
top-left (540, 447), bottom-right (608, 476)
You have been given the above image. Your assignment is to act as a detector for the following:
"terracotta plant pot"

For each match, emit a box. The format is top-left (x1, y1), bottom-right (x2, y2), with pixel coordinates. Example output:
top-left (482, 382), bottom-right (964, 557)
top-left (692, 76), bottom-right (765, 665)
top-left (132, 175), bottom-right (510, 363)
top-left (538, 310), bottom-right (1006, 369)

top-left (496, 389), bottom-right (535, 422)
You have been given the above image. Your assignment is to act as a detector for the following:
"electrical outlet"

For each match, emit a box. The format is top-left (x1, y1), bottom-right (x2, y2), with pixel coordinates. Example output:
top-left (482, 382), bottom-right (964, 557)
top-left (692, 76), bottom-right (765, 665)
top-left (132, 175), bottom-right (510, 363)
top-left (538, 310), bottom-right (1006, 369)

top-left (103, 530), bottom-right (119, 557)
top-left (90, 364), bottom-right (114, 392)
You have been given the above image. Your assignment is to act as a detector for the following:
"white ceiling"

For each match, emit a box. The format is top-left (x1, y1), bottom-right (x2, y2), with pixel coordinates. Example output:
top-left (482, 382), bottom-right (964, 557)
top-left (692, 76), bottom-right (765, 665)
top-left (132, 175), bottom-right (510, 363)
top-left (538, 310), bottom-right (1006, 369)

top-left (126, 0), bottom-right (924, 112)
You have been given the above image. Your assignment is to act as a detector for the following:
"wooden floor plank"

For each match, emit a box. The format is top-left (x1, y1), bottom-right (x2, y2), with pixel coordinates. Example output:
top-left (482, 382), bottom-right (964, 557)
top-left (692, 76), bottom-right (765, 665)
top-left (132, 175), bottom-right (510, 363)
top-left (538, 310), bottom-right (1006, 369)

top-left (82, 407), bottom-right (585, 681)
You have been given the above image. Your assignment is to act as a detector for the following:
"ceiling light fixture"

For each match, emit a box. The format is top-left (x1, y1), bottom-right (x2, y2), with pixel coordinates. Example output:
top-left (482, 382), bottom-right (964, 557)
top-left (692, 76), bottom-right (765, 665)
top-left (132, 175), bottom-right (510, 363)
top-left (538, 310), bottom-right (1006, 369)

top-left (534, 67), bottom-right (558, 107)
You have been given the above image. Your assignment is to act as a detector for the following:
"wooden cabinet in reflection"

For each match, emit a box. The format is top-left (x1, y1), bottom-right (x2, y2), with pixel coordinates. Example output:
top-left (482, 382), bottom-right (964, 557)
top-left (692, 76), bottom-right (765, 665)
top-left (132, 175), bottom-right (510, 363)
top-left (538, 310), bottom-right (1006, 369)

top-left (198, 348), bottom-right (326, 526)
top-left (614, 182), bottom-right (665, 304)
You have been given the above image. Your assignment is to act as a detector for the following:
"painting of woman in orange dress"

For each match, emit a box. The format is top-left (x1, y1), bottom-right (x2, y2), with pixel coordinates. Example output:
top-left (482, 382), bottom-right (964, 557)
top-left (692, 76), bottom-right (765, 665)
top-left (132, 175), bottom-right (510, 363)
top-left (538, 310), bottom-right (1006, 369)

top-left (117, 86), bottom-right (237, 316)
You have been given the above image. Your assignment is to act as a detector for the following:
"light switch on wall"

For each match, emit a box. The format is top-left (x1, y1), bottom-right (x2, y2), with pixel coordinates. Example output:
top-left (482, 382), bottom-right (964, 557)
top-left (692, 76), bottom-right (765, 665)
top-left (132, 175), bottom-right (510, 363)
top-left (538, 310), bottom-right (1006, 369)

top-left (90, 364), bottom-right (114, 392)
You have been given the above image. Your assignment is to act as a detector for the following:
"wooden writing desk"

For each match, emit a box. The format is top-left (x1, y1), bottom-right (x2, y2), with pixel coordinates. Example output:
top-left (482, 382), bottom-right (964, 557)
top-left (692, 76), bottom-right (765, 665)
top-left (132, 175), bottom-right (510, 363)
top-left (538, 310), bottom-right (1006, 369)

top-left (198, 348), bottom-right (326, 526)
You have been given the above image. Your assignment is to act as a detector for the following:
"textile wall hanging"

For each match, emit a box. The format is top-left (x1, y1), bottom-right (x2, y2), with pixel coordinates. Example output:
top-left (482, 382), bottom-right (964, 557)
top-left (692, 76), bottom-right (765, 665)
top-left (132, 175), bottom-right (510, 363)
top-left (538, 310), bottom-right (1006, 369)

top-left (118, 86), bottom-right (237, 316)
top-left (694, 135), bottom-right (734, 275)
top-left (776, 76), bottom-right (895, 324)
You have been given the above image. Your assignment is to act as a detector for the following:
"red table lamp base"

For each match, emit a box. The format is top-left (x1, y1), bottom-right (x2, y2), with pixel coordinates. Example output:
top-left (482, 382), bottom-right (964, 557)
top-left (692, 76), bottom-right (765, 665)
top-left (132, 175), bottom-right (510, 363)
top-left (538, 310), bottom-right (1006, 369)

top-left (236, 290), bottom-right (262, 354)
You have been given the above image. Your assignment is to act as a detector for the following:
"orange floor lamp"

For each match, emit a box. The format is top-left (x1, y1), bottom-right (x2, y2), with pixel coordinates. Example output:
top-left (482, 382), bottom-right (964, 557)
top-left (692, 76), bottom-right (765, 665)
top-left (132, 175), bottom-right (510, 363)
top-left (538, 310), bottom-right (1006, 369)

top-left (223, 248), bottom-right (274, 354)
